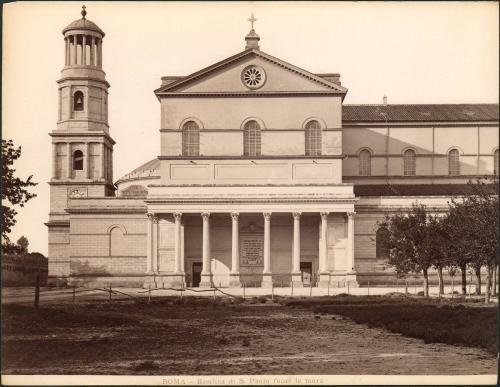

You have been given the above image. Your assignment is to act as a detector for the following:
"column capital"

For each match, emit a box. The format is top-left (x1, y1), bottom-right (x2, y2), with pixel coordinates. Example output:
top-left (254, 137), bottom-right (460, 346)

top-left (173, 212), bottom-right (182, 221)
top-left (263, 212), bottom-right (272, 221)
top-left (320, 212), bottom-right (329, 219)
top-left (149, 214), bottom-right (159, 223)
top-left (347, 211), bottom-right (356, 219)
top-left (230, 212), bottom-right (239, 221)
top-left (292, 212), bottom-right (301, 220)
top-left (201, 212), bottom-right (210, 220)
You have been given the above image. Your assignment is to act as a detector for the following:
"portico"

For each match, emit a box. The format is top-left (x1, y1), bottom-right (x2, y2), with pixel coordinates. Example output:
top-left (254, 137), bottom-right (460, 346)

top-left (143, 184), bottom-right (357, 288)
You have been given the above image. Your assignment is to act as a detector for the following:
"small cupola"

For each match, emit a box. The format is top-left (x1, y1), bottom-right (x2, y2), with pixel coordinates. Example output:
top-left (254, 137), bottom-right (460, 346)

top-left (245, 13), bottom-right (260, 50)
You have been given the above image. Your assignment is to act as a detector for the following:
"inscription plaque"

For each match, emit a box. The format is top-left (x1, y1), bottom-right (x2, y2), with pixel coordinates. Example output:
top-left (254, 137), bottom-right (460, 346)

top-left (240, 234), bottom-right (263, 266)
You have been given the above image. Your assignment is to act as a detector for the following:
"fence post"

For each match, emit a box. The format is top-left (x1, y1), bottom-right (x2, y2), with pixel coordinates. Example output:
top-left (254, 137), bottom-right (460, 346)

top-left (291, 281), bottom-right (294, 297)
top-left (271, 282), bottom-right (274, 301)
top-left (243, 282), bottom-right (246, 299)
top-left (73, 285), bottom-right (76, 305)
top-left (109, 284), bottom-right (112, 304)
top-left (309, 282), bottom-right (312, 297)
top-left (148, 284), bottom-right (151, 303)
top-left (213, 289), bottom-right (216, 302)
top-left (405, 279), bottom-right (408, 295)
top-left (347, 281), bottom-right (350, 295)
top-left (34, 274), bottom-right (40, 308)
top-left (368, 281), bottom-right (370, 297)
top-left (468, 273), bottom-right (472, 296)
top-left (162, 282), bottom-right (164, 289)
top-left (451, 277), bottom-right (454, 298)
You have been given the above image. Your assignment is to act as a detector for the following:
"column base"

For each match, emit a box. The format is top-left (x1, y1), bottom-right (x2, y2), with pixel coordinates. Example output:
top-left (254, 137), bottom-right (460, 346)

top-left (229, 273), bottom-right (242, 287)
top-left (317, 272), bottom-right (331, 288)
top-left (345, 272), bottom-right (359, 288)
top-left (261, 273), bottom-right (273, 288)
top-left (156, 273), bottom-right (185, 288)
top-left (291, 272), bottom-right (303, 288)
top-left (199, 273), bottom-right (213, 288)
top-left (143, 273), bottom-right (158, 288)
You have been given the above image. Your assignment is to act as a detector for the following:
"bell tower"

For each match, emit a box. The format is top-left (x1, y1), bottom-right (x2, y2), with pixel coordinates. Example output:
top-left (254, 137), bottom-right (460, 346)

top-left (50, 6), bottom-right (114, 208)
top-left (47, 7), bottom-right (114, 281)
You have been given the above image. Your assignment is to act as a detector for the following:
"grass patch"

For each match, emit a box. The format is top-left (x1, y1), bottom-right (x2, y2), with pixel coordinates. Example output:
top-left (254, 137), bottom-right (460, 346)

top-left (312, 300), bottom-right (497, 354)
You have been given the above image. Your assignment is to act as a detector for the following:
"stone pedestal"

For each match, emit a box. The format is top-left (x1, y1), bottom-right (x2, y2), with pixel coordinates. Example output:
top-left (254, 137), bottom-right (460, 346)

top-left (229, 273), bottom-right (242, 287)
top-left (261, 273), bottom-right (273, 287)
top-left (345, 272), bottom-right (359, 287)
top-left (199, 273), bottom-right (213, 288)
top-left (317, 272), bottom-right (331, 288)
top-left (291, 272), bottom-right (303, 288)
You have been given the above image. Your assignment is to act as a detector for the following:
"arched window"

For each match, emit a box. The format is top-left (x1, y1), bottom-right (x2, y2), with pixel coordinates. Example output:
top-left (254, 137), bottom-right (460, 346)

top-left (359, 149), bottom-right (371, 176)
top-left (73, 150), bottom-right (84, 170)
top-left (182, 121), bottom-right (200, 156)
top-left (243, 120), bottom-right (261, 156)
top-left (494, 149), bottom-right (499, 175)
top-left (403, 149), bottom-right (416, 176)
top-left (376, 227), bottom-right (390, 259)
top-left (448, 149), bottom-right (460, 175)
top-left (73, 91), bottom-right (84, 111)
top-left (109, 226), bottom-right (126, 256)
top-left (305, 120), bottom-right (322, 156)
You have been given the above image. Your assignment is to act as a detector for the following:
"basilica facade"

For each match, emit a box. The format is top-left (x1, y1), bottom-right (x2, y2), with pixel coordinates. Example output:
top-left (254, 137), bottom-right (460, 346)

top-left (47, 10), bottom-right (499, 287)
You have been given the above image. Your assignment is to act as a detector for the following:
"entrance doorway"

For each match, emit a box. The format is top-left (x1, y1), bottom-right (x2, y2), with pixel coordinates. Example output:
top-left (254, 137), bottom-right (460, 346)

top-left (192, 262), bottom-right (202, 288)
top-left (300, 262), bottom-right (313, 287)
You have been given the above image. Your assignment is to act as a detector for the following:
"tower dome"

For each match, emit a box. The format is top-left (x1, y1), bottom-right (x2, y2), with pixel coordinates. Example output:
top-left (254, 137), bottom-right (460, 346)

top-left (62, 5), bottom-right (105, 70)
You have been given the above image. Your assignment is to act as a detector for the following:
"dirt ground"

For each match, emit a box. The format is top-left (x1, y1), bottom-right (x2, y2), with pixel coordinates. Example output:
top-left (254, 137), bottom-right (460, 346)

top-left (1, 297), bottom-right (497, 376)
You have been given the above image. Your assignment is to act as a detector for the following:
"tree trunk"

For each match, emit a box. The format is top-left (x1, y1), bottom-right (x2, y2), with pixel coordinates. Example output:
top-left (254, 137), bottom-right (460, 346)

top-left (485, 265), bottom-right (492, 304)
top-left (423, 268), bottom-right (429, 297)
top-left (475, 266), bottom-right (482, 295)
top-left (437, 266), bottom-right (444, 296)
top-left (493, 264), bottom-right (498, 297)
top-left (460, 264), bottom-right (467, 295)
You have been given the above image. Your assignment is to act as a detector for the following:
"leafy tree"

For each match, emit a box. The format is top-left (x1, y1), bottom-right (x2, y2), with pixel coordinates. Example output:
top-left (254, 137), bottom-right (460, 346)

top-left (445, 178), bottom-right (498, 301)
top-left (16, 236), bottom-right (29, 254)
top-left (1, 140), bottom-right (37, 243)
top-left (381, 204), bottom-right (434, 297)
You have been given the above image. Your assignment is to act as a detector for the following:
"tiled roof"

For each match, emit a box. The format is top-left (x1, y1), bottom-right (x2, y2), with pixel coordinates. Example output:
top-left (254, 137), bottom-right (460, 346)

top-left (116, 158), bottom-right (160, 183)
top-left (342, 104), bottom-right (499, 122)
top-left (354, 184), bottom-right (498, 197)
top-left (63, 18), bottom-right (105, 36)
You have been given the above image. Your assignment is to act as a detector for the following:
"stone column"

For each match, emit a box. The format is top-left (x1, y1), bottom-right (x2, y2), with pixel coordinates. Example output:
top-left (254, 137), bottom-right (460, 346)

top-left (200, 212), bottom-right (212, 287)
top-left (152, 214), bottom-right (159, 273)
top-left (66, 143), bottom-right (72, 178)
top-left (65, 38), bottom-right (69, 66)
top-left (173, 213), bottom-right (182, 273)
top-left (85, 142), bottom-right (91, 179)
top-left (90, 36), bottom-right (95, 66)
top-left (100, 143), bottom-right (106, 179)
top-left (98, 39), bottom-right (102, 67)
top-left (318, 212), bottom-right (331, 287)
top-left (229, 212), bottom-right (241, 287)
top-left (291, 212), bottom-right (303, 287)
top-left (146, 213), bottom-right (154, 274)
top-left (180, 219), bottom-right (185, 280)
top-left (73, 35), bottom-right (77, 65)
top-left (170, 213), bottom-right (184, 287)
top-left (346, 211), bottom-right (358, 287)
top-left (262, 212), bottom-right (273, 287)
top-left (82, 35), bottom-right (86, 65)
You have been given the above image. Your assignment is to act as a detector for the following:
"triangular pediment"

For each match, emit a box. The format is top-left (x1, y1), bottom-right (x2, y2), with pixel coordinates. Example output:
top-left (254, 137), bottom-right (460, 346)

top-left (155, 49), bottom-right (347, 96)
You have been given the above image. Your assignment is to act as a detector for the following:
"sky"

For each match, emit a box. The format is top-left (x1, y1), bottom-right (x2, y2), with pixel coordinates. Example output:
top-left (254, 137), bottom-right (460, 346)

top-left (2, 1), bottom-right (499, 255)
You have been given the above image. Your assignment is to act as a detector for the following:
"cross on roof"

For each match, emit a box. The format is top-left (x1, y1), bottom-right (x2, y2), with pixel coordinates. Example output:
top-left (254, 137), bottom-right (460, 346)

top-left (81, 4), bottom-right (87, 19)
top-left (248, 13), bottom-right (257, 30)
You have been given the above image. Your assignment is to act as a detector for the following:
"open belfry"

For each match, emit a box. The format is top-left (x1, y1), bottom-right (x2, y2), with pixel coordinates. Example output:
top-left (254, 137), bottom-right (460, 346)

top-left (47, 8), bottom-right (499, 288)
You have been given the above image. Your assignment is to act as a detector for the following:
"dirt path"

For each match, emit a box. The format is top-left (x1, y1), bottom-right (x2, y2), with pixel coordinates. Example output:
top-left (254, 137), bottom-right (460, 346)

top-left (2, 302), bottom-right (496, 375)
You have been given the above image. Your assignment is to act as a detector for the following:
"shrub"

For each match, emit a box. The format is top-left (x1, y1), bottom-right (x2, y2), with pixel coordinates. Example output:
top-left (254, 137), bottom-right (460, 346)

top-left (258, 296), bottom-right (267, 304)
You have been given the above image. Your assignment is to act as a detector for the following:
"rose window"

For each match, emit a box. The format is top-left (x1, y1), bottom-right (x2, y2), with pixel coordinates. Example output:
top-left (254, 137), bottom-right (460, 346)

top-left (242, 66), bottom-right (266, 89)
